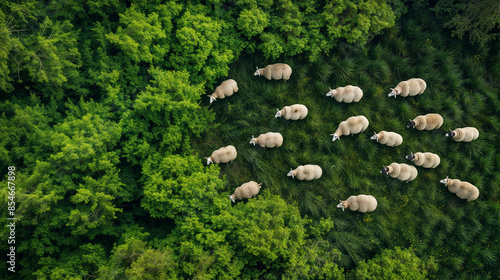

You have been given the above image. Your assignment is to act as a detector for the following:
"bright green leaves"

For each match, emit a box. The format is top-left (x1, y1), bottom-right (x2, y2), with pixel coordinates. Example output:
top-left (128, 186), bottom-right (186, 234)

top-left (146, 67), bottom-right (203, 103)
top-left (30, 113), bottom-right (123, 239)
top-left (142, 155), bottom-right (226, 220)
top-left (212, 196), bottom-right (344, 278)
top-left (237, 8), bottom-right (269, 38)
top-left (259, 33), bottom-right (286, 59)
top-left (120, 68), bottom-right (214, 164)
top-left (170, 10), bottom-right (234, 84)
top-left (351, 247), bottom-right (437, 279)
top-left (0, 103), bottom-right (125, 266)
top-left (105, 4), bottom-right (167, 63)
top-left (218, 196), bottom-right (307, 264)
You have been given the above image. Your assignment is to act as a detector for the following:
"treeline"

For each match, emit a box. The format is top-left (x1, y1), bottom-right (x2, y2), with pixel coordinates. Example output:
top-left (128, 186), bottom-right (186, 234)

top-left (0, 0), bottom-right (499, 279)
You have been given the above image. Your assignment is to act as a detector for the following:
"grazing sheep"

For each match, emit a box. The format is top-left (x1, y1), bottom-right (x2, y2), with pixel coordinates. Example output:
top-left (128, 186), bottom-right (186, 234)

top-left (229, 181), bottom-right (262, 203)
top-left (254, 63), bottom-right (292, 81)
top-left (440, 176), bottom-right (479, 202)
top-left (388, 78), bottom-right (426, 98)
top-left (275, 104), bottom-right (308, 120)
top-left (250, 132), bottom-right (283, 148)
top-left (326, 85), bottom-right (363, 103)
top-left (406, 152), bottom-right (440, 168)
top-left (208, 79), bottom-right (238, 104)
top-left (445, 127), bottom-right (479, 142)
top-left (287, 165), bottom-right (322, 181)
top-left (380, 163), bottom-right (418, 182)
top-left (337, 195), bottom-right (377, 212)
top-left (204, 145), bottom-right (237, 165)
top-left (370, 131), bottom-right (403, 147)
top-left (407, 113), bottom-right (443, 130)
top-left (331, 115), bottom-right (369, 142)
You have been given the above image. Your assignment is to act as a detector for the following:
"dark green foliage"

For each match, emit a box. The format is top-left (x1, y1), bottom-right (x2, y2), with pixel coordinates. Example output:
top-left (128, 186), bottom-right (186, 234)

top-left (415, 0), bottom-right (500, 45)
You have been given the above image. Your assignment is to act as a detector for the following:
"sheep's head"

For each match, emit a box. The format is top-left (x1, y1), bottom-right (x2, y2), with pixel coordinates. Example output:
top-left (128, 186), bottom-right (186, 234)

top-left (406, 152), bottom-right (415, 161)
top-left (380, 166), bottom-right (389, 174)
top-left (208, 95), bottom-right (217, 104)
top-left (254, 67), bottom-right (261, 76)
top-left (287, 168), bottom-right (295, 178)
top-left (336, 200), bottom-right (346, 211)
top-left (440, 176), bottom-right (449, 185)
top-left (370, 132), bottom-right (379, 142)
top-left (445, 129), bottom-right (456, 138)
top-left (388, 88), bottom-right (398, 98)
top-left (204, 157), bottom-right (213, 165)
top-left (330, 133), bottom-right (340, 142)
top-left (229, 195), bottom-right (236, 203)
top-left (407, 119), bottom-right (416, 128)
top-left (249, 135), bottom-right (257, 146)
top-left (275, 108), bottom-right (282, 118)
top-left (326, 87), bottom-right (336, 97)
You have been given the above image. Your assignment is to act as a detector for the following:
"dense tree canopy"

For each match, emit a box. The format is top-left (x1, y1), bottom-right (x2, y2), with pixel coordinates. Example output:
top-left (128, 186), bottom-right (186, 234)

top-left (351, 247), bottom-right (437, 279)
top-left (1, 0), bottom-right (499, 279)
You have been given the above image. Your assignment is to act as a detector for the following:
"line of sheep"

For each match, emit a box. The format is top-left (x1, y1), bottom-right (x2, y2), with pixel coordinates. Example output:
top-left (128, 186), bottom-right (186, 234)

top-left (203, 64), bottom-right (481, 208)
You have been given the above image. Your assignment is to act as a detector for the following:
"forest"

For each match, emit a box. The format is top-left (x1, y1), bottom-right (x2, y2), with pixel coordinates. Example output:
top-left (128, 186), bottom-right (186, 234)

top-left (0, 0), bottom-right (499, 279)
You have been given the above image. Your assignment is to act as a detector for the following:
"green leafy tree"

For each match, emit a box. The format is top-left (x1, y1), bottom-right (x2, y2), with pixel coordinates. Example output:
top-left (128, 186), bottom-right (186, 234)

top-left (169, 9), bottom-right (234, 84)
top-left (120, 68), bottom-right (214, 165)
top-left (105, 4), bottom-right (168, 64)
top-left (212, 0), bottom-right (396, 61)
top-left (351, 247), bottom-right (437, 280)
top-left (213, 197), bottom-right (344, 279)
top-left (33, 243), bottom-right (107, 280)
top-left (0, 100), bottom-right (125, 278)
top-left (141, 154), bottom-right (226, 220)
top-left (237, 8), bottom-right (269, 38)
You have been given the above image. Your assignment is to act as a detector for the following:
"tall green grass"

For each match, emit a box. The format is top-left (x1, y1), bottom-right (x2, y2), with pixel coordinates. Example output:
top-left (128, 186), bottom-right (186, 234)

top-left (193, 7), bottom-right (500, 279)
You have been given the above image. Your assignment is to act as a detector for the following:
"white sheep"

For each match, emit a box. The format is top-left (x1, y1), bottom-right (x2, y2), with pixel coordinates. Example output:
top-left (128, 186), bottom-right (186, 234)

top-left (407, 113), bottom-right (443, 130)
top-left (254, 63), bottom-right (292, 81)
top-left (229, 181), bottom-right (262, 203)
top-left (440, 176), bottom-right (479, 202)
top-left (249, 132), bottom-right (283, 148)
top-left (275, 104), bottom-right (308, 120)
top-left (326, 85), bottom-right (363, 103)
top-left (287, 165), bottom-right (322, 181)
top-left (406, 152), bottom-right (440, 168)
top-left (207, 79), bottom-right (238, 104)
top-left (204, 145), bottom-right (237, 165)
top-left (370, 131), bottom-right (403, 147)
top-left (388, 78), bottom-right (426, 98)
top-left (331, 115), bottom-right (369, 142)
top-left (336, 195), bottom-right (377, 212)
top-left (445, 127), bottom-right (479, 142)
top-left (380, 163), bottom-right (418, 182)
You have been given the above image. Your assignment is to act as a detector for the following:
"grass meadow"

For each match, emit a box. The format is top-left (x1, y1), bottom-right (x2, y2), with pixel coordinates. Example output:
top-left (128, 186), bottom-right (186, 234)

top-left (193, 8), bottom-right (500, 279)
